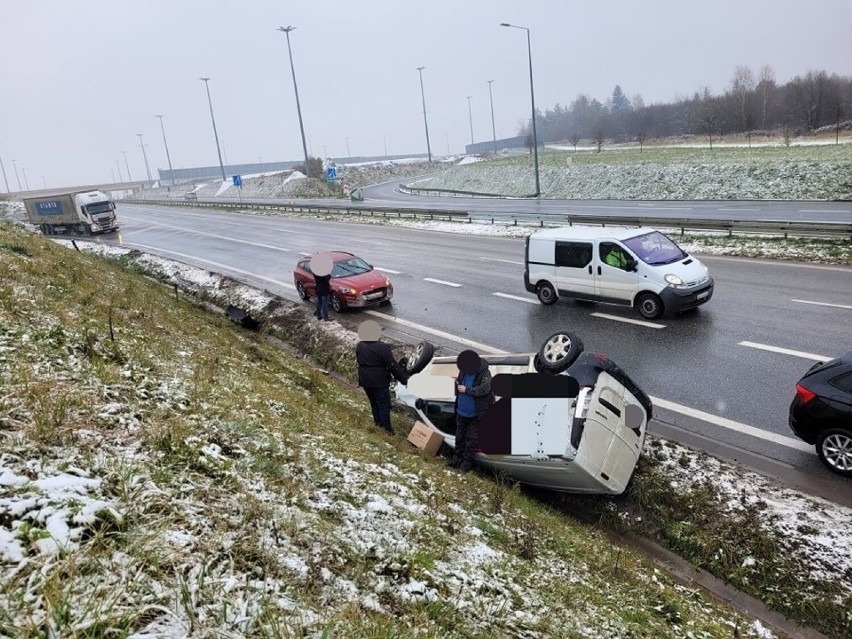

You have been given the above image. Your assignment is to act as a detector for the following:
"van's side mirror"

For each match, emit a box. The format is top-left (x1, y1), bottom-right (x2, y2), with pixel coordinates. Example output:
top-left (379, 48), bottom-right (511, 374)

top-left (626, 257), bottom-right (638, 272)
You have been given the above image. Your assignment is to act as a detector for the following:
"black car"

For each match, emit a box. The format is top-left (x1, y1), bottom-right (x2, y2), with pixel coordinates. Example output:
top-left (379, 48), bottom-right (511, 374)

top-left (789, 350), bottom-right (852, 477)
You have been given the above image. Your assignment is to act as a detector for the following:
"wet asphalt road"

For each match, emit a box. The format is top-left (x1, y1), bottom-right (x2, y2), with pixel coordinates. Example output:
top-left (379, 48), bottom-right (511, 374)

top-left (103, 202), bottom-right (852, 501)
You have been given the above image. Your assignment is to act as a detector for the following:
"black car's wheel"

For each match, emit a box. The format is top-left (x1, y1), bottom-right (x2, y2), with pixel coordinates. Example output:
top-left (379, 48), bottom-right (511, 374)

top-left (296, 281), bottom-right (309, 300)
top-left (405, 341), bottom-right (435, 375)
top-left (817, 428), bottom-right (852, 477)
top-left (536, 281), bottom-right (558, 305)
top-left (331, 294), bottom-right (344, 313)
top-left (537, 331), bottom-right (584, 374)
top-left (635, 292), bottom-right (663, 319)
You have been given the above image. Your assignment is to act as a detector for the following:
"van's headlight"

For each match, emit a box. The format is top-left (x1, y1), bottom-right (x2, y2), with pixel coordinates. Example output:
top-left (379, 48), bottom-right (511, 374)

top-left (664, 273), bottom-right (685, 287)
top-left (701, 263), bottom-right (709, 276)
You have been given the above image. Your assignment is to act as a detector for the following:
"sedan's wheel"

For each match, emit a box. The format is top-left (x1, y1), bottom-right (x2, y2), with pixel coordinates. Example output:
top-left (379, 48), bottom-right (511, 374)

top-left (817, 428), bottom-right (852, 477)
top-left (536, 282), bottom-right (558, 305)
top-left (405, 341), bottom-right (435, 375)
top-left (331, 294), bottom-right (344, 313)
top-left (537, 330), bottom-right (584, 374)
top-left (296, 281), bottom-right (308, 300)
top-left (635, 292), bottom-right (663, 319)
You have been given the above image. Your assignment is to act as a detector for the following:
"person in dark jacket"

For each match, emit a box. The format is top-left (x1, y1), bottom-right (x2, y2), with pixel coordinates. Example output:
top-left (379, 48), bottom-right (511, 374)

top-left (451, 349), bottom-right (492, 472)
top-left (314, 272), bottom-right (331, 320)
top-left (356, 320), bottom-right (408, 434)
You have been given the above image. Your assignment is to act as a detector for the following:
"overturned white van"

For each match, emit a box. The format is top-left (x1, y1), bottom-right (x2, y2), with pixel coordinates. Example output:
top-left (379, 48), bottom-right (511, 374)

top-left (524, 226), bottom-right (713, 319)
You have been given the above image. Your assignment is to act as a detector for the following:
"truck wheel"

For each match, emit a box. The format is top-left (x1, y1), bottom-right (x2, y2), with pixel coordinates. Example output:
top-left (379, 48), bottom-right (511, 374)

top-left (537, 331), bottom-right (584, 374)
top-left (536, 282), bottom-right (558, 305)
top-left (636, 292), bottom-right (663, 319)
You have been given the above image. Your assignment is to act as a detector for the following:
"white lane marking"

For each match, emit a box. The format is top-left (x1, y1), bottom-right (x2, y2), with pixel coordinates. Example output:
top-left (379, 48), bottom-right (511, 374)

top-left (718, 208), bottom-right (759, 211)
top-left (493, 292), bottom-right (537, 304)
top-left (739, 341), bottom-right (829, 361)
top-left (375, 267), bottom-right (401, 274)
top-left (424, 277), bottom-right (461, 288)
top-left (123, 243), bottom-right (297, 290)
top-left (349, 239), bottom-right (388, 245)
top-left (698, 255), bottom-right (851, 273)
top-left (117, 217), bottom-right (290, 252)
top-left (592, 312), bottom-right (666, 329)
top-left (298, 252), bottom-right (312, 256)
top-left (650, 397), bottom-right (813, 453)
top-left (275, 229), bottom-right (302, 234)
top-left (792, 299), bottom-right (852, 310)
top-left (365, 310), bottom-right (508, 354)
top-left (479, 257), bottom-right (524, 265)
top-left (636, 204), bottom-right (692, 210)
top-left (798, 209), bottom-right (851, 213)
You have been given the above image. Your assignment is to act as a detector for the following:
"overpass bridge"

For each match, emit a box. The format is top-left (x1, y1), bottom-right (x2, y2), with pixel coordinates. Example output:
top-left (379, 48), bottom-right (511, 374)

top-left (1, 180), bottom-right (154, 200)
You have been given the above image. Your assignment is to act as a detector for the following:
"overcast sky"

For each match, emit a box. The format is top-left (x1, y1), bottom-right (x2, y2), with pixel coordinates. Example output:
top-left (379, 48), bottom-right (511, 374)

top-left (2, 0), bottom-right (851, 190)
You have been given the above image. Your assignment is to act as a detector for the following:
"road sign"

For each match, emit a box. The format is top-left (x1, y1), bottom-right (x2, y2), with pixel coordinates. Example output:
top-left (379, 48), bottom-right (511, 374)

top-left (232, 175), bottom-right (242, 187)
top-left (326, 167), bottom-right (337, 181)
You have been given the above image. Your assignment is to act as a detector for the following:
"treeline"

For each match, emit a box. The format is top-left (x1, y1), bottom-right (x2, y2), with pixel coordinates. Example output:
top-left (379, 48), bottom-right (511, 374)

top-left (521, 67), bottom-right (852, 145)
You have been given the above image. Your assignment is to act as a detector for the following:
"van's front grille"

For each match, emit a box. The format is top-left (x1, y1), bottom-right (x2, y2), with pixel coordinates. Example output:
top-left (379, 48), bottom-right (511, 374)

top-left (685, 275), bottom-right (709, 288)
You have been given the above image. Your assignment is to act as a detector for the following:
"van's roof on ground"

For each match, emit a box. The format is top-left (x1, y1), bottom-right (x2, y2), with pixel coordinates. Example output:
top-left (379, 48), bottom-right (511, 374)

top-left (530, 225), bottom-right (656, 241)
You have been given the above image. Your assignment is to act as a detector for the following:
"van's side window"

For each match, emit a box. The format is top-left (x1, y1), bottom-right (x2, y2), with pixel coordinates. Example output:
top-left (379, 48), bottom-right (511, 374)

top-left (555, 241), bottom-right (592, 268)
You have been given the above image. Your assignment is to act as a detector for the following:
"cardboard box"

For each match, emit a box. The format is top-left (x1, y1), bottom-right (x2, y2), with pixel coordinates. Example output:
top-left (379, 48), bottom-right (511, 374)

top-left (407, 421), bottom-right (444, 456)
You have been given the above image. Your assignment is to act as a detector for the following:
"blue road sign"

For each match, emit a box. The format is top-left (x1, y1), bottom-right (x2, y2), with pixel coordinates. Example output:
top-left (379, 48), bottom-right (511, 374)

top-left (326, 167), bottom-right (337, 181)
top-left (232, 175), bottom-right (242, 187)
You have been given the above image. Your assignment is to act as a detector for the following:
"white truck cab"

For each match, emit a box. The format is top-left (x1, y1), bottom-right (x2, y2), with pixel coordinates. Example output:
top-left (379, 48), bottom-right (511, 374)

top-left (524, 226), bottom-right (713, 319)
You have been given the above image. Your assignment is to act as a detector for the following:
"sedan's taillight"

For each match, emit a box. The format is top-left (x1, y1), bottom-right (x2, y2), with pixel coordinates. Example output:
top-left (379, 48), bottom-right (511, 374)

top-left (795, 383), bottom-right (817, 403)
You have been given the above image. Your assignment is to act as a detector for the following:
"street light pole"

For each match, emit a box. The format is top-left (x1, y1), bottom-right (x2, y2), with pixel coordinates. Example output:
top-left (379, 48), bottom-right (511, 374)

top-left (500, 22), bottom-right (540, 197)
top-left (345, 137), bottom-right (351, 158)
top-left (22, 167), bottom-right (30, 191)
top-left (466, 95), bottom-right (474, 146)
top-left (12, 159), bottom-right (22, 191)
top-left (155, 115), bottom-right (176, 185)
top-left (116, 159), bottom-right (124, 183)
top-left (415, 66), bottom-right (432, 163)
top-left (200, 77), bottom-right (227, 182)
top-left (0, 156), bottom-right (9, 193)
top-left (487, 80), bottom-right (497, 153)
top-left (136, 133), bottom-right (153, 183)
top-left (277, 26), bottom-right (311, 178)
top-left (122, 151), bottom-right (133, 182)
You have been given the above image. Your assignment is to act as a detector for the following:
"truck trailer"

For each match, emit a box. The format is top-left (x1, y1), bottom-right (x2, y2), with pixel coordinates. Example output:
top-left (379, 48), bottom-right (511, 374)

top-left (22, 190), bottom-right (119, 235)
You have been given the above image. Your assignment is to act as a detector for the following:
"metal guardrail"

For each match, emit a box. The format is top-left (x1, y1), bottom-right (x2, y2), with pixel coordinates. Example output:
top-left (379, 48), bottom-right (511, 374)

top-left (126, 198), bottom-right (852, 240)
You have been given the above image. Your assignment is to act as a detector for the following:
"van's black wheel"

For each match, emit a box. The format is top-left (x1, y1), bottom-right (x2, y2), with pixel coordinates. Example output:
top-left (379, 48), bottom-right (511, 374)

top-left (405, 341), bottom-right (435, 375)
top-left (296, 282), bottom-right (309, 300)
top-left (331, 294), bottom-right (344, 313)
top-left (537, 331), bottom-right (584, 373)
top-left (636, 292), bottom-right (663, 319)
top-left (536, 282), bottom-right (558, 305)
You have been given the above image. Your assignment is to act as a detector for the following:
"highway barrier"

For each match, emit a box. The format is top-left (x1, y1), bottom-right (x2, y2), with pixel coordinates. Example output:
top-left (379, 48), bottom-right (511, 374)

top-left (126, 198), bottom-right (852, 240)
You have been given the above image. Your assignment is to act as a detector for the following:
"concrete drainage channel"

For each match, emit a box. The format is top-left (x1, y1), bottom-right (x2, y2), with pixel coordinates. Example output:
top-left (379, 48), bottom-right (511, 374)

top-left (218, 295), bottom-right (826, 639)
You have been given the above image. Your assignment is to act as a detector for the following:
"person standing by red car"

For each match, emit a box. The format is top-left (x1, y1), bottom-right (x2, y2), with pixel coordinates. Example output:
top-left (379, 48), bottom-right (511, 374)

top-left (311, 253), bottom-right (332, 321)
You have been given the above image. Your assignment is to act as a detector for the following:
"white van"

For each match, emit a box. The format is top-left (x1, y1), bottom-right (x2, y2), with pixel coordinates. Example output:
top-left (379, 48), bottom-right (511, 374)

top-left (524, 226), bottom-right (713, 319)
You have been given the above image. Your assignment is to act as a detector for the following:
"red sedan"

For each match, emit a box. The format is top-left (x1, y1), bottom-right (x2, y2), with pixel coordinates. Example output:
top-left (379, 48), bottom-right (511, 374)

top-left (293, 251), bottom-right (394, 312)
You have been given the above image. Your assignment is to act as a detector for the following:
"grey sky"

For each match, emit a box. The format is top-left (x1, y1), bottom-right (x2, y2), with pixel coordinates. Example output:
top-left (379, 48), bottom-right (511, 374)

top-left (2, 0), bottom-right (851, 188)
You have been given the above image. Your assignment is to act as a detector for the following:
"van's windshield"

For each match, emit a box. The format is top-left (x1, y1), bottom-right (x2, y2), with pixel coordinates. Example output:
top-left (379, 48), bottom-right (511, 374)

top-left (622, 231), bottom-right (686, 266)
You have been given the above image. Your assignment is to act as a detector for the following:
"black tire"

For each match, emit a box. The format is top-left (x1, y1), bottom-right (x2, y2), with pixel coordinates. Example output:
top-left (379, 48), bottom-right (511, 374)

top-left (331, 294), bottom-right (344, 313)
top-left (816, 428), bottom-right (852, 477)
top-left (536, 281), bottom-right (558, 305)
top-left (533, 353), bottom-right (544, 372)
top-left (635, 292), bottom-right (663, 320)
top-left (405, 341), bottom-right (435, 375)
top-left (537, 331), bottom-right (584, 374)
top-left (296, 281), bottom-right (309, 300)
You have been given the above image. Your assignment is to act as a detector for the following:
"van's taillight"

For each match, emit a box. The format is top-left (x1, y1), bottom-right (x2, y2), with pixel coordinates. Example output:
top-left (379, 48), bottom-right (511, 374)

top-left (795, 383), bottom-right (816, 403)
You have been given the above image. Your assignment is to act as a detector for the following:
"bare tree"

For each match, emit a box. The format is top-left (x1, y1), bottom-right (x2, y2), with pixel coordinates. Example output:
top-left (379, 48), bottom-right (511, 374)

top-left (783, 125), bottom-right (792, 147)
top-left (637, 131), bottom-right (647, 152)
top-left (698, 101), bottom-right (721, 149)
top-left (524, 134), bottom-right (534, 156)
top-left (730, 66), bottom-right (756, 135)
top-left (594, 129), bottom-right (605, 153)
top-left (569, 132), bottom-right (580, 151)
top-left (758, 65), bottom-right (776, 128)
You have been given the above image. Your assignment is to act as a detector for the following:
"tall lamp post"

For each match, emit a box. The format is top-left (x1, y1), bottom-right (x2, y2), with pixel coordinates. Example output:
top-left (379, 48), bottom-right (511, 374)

top-left (200, 77), bottom-right (227, 182)
top-left (122, 151), bottom-right (133, 182)
top-left (116, 159), bottom-right (124, 183)
top-left (12, 159), bottom-right (22, 191)
top-left (22, 167), bottom-right (30, 191)
top-left (277, 26), bottom-right (311, 178)
top-left (416, 66), bottom-right (432, 162)
top-left (155, 115), bottom-right (176, 185)
top-left (0, 156), bottom-right (9, 193)
top-left (466, 95), bottom-right (474, 146)
top-left (136, 133), bottom-right (153, 183)
top-left (500, 22), bottom-right (540, 197)
top-left (487, 80), bottom-right (497, 153)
